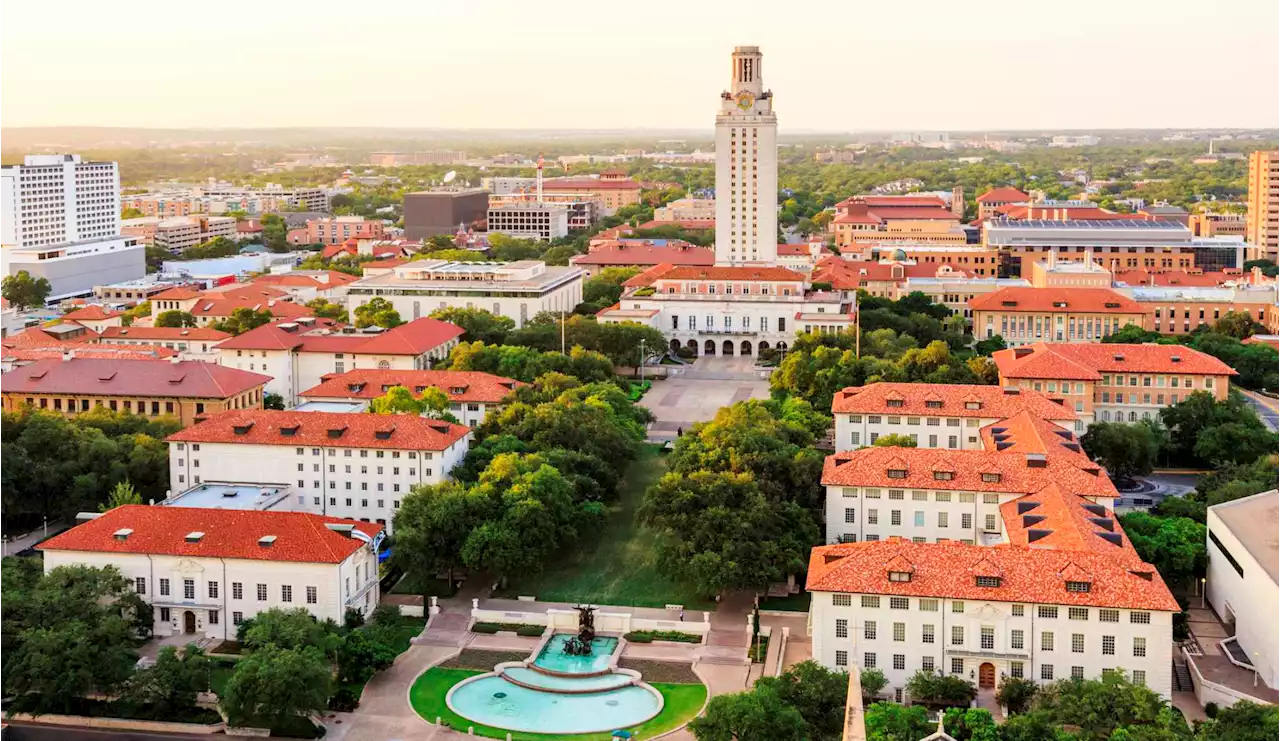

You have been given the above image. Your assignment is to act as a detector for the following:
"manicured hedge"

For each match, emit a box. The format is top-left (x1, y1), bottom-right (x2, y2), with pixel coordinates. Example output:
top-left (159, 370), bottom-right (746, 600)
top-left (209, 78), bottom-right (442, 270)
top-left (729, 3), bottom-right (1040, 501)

top-left (624, 629), bottom-right (701, 644)
top-left (471, 621), bottom-right (544, 634)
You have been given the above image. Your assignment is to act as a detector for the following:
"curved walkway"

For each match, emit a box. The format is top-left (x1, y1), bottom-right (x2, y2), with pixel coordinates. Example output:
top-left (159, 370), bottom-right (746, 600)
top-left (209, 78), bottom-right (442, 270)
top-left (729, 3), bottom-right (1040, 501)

top-left (325, 644), bottom-right (460, 741)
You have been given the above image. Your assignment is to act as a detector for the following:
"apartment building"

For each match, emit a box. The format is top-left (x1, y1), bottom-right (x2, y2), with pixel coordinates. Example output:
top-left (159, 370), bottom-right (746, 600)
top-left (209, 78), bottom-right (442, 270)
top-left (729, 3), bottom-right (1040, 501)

top-left (1246, 150), bottom-right (1278, 262)
top-left (1188, 213), bottom-right (1246, 238)
top-left (0, 357), bottom-right (269, 426)
top-left (969, 287), bottom-right (1146, 346)
top-left (306, 216), bottom-right (386, 246)
top-left (1, 154), bottom-right (143, 300)
top-left (654, 198), bottom-right (715, 221)
top-left (992, 343), bottom-right (1235, 426)
top-left (345, 260), bottom-right (584, 330)
top-left (215, 317), bottom-right (464, 406)
top-left (298, 369), bottom-right (523, 428)
top-left (150, 216), bottom-right (236, 251)
top-left (166, 409), bottom-right (471, 531)
top-left (38, 506), bottom-right (382, 640)
top-left (98, 326), bottom-right (231, 362)
top-left (833, 383), bottom-right (1079, 452)
top-left (486, 203), bottom-right (570, 241)
top-left (595, 264), bottom-right (854, 356)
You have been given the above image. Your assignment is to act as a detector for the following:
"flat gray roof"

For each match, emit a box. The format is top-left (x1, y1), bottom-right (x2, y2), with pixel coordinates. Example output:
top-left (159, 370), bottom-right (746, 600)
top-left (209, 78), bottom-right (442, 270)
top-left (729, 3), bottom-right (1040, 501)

top-left (163, 483), bottom-right (292, 511)
top-left (1211, 490), bottom-right (1279, 583)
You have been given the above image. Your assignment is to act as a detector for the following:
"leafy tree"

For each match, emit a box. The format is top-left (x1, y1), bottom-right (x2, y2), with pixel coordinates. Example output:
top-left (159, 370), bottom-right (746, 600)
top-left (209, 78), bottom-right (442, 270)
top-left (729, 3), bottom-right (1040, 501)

top-left (221, 645), bottom-right (331, 728)
top-left (973, 335), bottom-right (1007, 356)
top-left (872, 433), bottom-right (917, 448)
top-left (859, 666), bottom-right (889, 701)
top-left (2, 270), bottom-right (52, 310)
top-left (445, 341), bottom-right (615, 383)
top-left (1194, 700), bottom-right (1279, 741)
top-left (1160, 392), bottom-right (1278, 467)
top-left (120, 301), bottom-right (152, 326)
top-left (689, 687), bottom-right (808, 741)
top-left (155, 310), bottom-right (197, 328)
top-left (100, 480), bottom-right (142, 511)
top-left (1081, 421), bottom-right (1162, 485)
top-left (943, 708), bottom-right (998, 741)
top-left (998, 711), bottom-right (1060, 741)
top-left (179, 237), bottom-right (241, 260)
top-left (1194, 422), bottom-right (1279, 466)
top-left (260, 213), bottom-right (289, 252)
top-left (1243, 258), bottom-right (1279, 278)
top-left (121, 206), bottom-right (145, 219)
top-left (905, 670), bottom-right (977, 708)
top-left (1030, 672), bottom-right (1183, 741)
top-left (577, 267), bottom-right (642, 313)
top-left (241, 608), bottom-right (342, 657)
top-left (487, 233), bottom-right (542, 262)
top-left (393, 480), bottom-right (489, 587)
top-left (996, 675), bottom-right (1039, 714)
top-left (211, 307), bottom-right (273, 335)
top-left (429, 307), bottom-right (514, 345)
top-left (336, 630), bottom-right (396, 686)
top-left (304, 297), bottom-right (347, 323)
top-left (863, 702), bottom-right (933, 741)
top-left (353, 297), bottom-right (403, 328)
top-left (1214, 311), bottom-right (1260, 339)
top-left (1117, 511), bottom-right (1206, 586)
top-left (1186, 332), bottom-right (1279, 391)
top-left (124, 645), bottom-right (212, 715)
top-left (263, 392), bottom-right (286, 410)
top-left (755, 660), bottom-right (848, 741)
top-left (541, 244), bottom-right (579, 265)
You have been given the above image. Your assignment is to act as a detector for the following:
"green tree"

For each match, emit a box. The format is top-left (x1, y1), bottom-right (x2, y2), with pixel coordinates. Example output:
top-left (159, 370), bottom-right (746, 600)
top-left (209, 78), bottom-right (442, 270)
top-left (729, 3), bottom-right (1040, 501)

top-left (393, 481), bottom-right (489, 588)
top-left (1080, 421), bottom-right (1162, 485)
top-left (121, 206), bottom-right (145, 219)
top-left (304, 297), bottom-right (348, 323)
top-left (263, 393), bottom-right (286, 410)
top-left (864, 702), bottom-right (933, 741)
top-left (353, 297), bottom-right (403, 328)
top-left (996, 675), bottom-right (1039, 714)
top-left (577, 267), bottom-right (642, 313)
top-left (220, 645), bottom-right (331, 729)
top-left (124, 645), bottom-right (212, 715)
top-left (155, 310), bottom-right (198, 328)
top-left (689, 687), bottom-right (808, 741)
top-left (99, 480), bottom-right (142, 511)
top-left (905, 670), bottom-right (977, 709)
top-left (973, 335), bottom-right (1007, 356)
top-left (1030, 672), bottom-right (1182, 741)
top-left (1243, 259), bottom-right (1279, 278)
top-left (1117, 511), bottom-right (1206, 586)
top-left (487, 234), bottom-right (543, 262)
top-left (1194, 422), bottom-right (1280, 466)
top-left (998, 711), bottom-right (1060, 741)
top-left (1214, 311), bottom-right (1259, 339)
top-left (1160, 392), bottom-right (1278, 467)
top-left (368, 385), bottom-right (458, 422)
top-left (1194, 700), bottom-right (1279, 741)
top-left (943, 708), bottom-right (998, 741)
top-left (241, 608), bottom-right (342, 657)
top-left (211, 307), bottom-right (273, 335)
top-left (755, 660), bottom-right (848, 741)
top-left (260, 214), bottom-right (289, 252)
top-left (430, 307), bottom-right (514, 345)
top-left (859, 666), bottom-right (889, 702)
top-left (336, 630), bottom-right (397, 686)
top-left (2, 270), bottom-right (52, 311)
top-left (872, 433), bottom-right (917, 448)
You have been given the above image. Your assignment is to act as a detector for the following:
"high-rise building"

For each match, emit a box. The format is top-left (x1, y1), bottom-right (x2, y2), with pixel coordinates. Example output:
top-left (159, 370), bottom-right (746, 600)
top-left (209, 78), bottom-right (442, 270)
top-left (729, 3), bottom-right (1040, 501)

top-left (1246, 150), bottom-right (1278, 262)
top-left (1, 154), bottom-right (143, 300)
top-left (714, 46), bottom-right (778, 266)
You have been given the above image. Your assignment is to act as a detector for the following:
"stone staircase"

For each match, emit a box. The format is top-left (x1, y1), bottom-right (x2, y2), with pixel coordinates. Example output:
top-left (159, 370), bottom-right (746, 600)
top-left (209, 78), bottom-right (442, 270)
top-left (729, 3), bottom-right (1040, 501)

top-left (412, 611), bottom-right (472, 647)
top-left (1172, 658), bottom-right (1194, 693)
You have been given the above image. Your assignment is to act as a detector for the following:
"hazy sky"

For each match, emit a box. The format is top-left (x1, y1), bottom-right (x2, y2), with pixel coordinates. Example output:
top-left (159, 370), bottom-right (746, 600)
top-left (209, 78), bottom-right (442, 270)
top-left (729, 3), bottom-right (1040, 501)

top-left (3, 0), bottom-right (1277, 131)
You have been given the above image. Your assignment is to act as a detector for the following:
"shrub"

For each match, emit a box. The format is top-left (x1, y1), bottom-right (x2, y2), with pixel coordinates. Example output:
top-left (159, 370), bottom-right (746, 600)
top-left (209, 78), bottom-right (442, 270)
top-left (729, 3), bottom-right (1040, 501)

top-left (327, 685), bottom-right (361, 712)
top-left (906, 670), bottom-right (977, 709)
top-left (369, 604), bottom-right (402, 626)
top-left (624, 630), bottom-right (701, 643)
top-left (626, 632), bottom-right (653, 643)
top-left (515, 625), bottom-right (545, 637)
top-left (471, 623), bottom-right (500, 634)
top-left (996, 676), bottom-right (1039, 714)
top-left (470, 621), bottom-right (544, 634)
top-left (1204, 701), bottom-right (1220, 719)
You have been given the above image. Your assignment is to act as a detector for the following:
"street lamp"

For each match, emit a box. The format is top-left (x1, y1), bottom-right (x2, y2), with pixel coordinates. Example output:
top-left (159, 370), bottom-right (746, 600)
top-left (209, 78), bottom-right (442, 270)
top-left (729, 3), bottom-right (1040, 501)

top-left (639, 338), bottom-right (646, 383)
top-left (1200, 577), bottom-right (1206, 609)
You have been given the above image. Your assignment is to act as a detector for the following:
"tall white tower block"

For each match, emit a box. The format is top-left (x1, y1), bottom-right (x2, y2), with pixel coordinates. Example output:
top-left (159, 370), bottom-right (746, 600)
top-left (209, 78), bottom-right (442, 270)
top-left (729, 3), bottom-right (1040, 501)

top-left (714, 46), bottom-right (778, 266)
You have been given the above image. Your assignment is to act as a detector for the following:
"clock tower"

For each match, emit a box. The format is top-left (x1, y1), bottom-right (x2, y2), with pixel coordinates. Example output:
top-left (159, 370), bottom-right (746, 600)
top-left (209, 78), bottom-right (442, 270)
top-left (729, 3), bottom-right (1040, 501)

top-left (715, 46), bottom-right (778, 266)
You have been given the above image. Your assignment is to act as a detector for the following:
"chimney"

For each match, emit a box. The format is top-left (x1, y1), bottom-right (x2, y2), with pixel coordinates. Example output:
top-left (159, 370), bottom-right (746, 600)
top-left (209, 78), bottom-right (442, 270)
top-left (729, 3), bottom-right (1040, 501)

top-left (62, 349), bottom-right (76, 361)
top-left (170, 355), bottom-right (182, 365)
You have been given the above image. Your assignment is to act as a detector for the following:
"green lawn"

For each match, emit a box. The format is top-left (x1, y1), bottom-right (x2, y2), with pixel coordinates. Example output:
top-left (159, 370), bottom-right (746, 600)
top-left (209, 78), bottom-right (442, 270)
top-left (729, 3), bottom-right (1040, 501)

top-left (498, 446), bottom-right (714, 610)
top-left (759, 592), bottom-right (811, 612)
top-left (409, 667), bottom-right (707, 741)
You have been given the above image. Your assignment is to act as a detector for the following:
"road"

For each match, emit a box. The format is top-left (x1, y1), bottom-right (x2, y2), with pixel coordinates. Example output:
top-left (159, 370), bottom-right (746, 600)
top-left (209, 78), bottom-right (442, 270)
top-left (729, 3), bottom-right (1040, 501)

top-left (1238, 387), bottom-right (1279, 432)
top-left (3, 723), bottom-right (202, 741)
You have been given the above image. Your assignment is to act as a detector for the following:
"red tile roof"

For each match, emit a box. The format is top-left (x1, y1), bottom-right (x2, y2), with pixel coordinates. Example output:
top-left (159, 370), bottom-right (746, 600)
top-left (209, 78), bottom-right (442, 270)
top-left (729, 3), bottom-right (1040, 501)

top-left (968, 287), bottom-right (1144, 314)
top-left (39, 505), bottom-right (380, 564)
top-left (1, 326), bottom-right (97, 348)
top-left (2, 358), bottom-right (270, 399)
top-left (832, 383), bottom-right (1076, 421)
top-left (622, 263), bottom-right (678, 288)
top-left (253, 271), bottom-right (359, 288)
top-left (100, 326), bottom-right (232, 342)
top-left (654, 266), bottom-right (806, 282)
top-left (1243, 335), bottom-right (1280, 349)
top-left (301, 369), bottom-right (524, 404)
top-left (62, 305), bottom-right (123, 321)
top-left (999, 483), bottom-right (1136, 556)
top-left (215, 318), bottom-right (463, 356)
top-left (976, 186), bottom-right (1030, 203)
top-left (805, 539), bottom-right (1177, 611)
top-left (2, 344), bottom-right (179, 362)
top-left (832, 205), bottom-right (961, 225)
top-left (364, 258), bottom-right (409, 270)
top-left (1111, 269), bottom-right (1243, 288)
top-left (636, 219), bottom-right (716, 231)
top-left (993, 342), bottom-right (1237, 380)
top-left (813, 257), bottom-right (961, 289)
top-left (167, 408), bottom-right (470, 451)
top-left (777, 243), bottom-right (813, 256)
top-left (572, 241), bottom-right (713, 268)
top-left (837, 195), bottom-right (949, 209)
top-left (151, 286), bottom-right (204, 301)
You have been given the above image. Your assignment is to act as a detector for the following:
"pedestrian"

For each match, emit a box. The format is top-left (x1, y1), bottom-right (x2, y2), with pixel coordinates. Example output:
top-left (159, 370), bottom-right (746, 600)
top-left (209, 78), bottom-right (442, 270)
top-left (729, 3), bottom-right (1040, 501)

top-left (677, 427), bottom-right (683, 437)
top-left (679, 608), bottom-right (685, 622)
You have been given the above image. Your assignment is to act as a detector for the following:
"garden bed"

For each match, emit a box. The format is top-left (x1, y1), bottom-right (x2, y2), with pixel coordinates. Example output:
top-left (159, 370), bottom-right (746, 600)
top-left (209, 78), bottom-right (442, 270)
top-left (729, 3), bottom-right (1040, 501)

top-left (623, 629), bottom-right (702, 644)
top-left (747, 635), bottom-right (770, 663)
top-left (209, 639), bottom-right (244, 655)
top-left (440, 649), bottom-right (532, 670)
top-left (618, 659), bottom-right (700, 683)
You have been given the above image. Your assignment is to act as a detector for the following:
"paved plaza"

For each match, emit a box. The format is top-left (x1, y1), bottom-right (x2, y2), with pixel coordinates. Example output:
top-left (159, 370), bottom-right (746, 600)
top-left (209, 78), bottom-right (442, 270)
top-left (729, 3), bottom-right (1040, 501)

top-left (641, 357), bottom-right (772, 441)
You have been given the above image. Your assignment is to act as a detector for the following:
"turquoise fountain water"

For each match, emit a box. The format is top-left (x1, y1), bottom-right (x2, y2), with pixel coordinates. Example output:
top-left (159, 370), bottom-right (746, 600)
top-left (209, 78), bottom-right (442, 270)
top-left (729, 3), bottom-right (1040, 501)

top-left (445, 632), bottom-right (663, 735)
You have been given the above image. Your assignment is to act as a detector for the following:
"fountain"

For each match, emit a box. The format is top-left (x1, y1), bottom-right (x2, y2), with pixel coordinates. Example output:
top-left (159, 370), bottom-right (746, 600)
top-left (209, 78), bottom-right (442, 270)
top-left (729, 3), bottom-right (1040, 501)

top-left (562, 604), bottom-right (597, 656)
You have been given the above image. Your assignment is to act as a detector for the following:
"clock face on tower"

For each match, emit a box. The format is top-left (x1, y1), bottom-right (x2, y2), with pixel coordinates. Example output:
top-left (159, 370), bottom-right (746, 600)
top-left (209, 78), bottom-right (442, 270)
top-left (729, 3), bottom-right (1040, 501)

top-left (735, 91), bottom-right (755, 111)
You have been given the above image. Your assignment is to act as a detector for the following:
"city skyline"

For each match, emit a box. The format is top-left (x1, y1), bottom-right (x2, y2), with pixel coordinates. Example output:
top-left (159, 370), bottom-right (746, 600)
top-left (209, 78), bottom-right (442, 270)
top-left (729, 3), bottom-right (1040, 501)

top-left (3, 0), bottom-right (1278, 131)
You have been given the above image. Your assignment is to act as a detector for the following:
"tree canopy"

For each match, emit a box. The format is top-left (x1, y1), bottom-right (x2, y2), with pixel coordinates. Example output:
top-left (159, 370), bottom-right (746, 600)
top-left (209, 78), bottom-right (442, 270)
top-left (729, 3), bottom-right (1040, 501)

top-left (2, 270), bottom-right (52, 310)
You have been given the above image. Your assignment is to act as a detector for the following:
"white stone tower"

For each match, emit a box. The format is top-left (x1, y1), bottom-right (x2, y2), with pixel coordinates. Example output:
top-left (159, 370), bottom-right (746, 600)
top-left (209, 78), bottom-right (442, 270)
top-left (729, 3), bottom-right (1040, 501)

top-left (714, 46), bottom-right (778, 266)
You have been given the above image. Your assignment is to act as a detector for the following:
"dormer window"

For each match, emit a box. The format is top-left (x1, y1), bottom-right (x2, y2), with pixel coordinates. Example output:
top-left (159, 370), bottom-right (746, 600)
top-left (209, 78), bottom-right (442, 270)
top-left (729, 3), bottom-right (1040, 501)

top-left (233, 422), bottom-right (255, 435)
top-left (886, 399), bottom-right (904, 408)
top-left (1065, 581), bottom-right (1092, 593)
top-left (975, 576), bottom-right (1002, 588)
top-left (888, 571), bottom-right (912, 583)
top-left (933, 471), bottom-right (954, 481)
top-left (925, 400), bottom-right (943, 409)
top-left (965, 401), bottom-right (981, 410)
top-left (887, 469), bottom-right (907, 479)
top-left (981, 473), bottom-right (1002, 483)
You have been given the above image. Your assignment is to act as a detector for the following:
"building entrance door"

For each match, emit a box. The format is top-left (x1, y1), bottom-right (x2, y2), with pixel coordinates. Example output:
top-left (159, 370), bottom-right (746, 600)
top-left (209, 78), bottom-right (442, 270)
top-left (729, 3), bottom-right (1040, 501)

top-left (978, 662), bottom-right (996, 688)
top-left (183, 610), bottom-right (197, 634)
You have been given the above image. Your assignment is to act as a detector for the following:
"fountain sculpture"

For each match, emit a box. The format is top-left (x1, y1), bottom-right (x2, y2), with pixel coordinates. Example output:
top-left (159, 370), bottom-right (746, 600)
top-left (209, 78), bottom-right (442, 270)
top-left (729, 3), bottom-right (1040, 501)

top-left (563, 604), bottom-right (597, 656)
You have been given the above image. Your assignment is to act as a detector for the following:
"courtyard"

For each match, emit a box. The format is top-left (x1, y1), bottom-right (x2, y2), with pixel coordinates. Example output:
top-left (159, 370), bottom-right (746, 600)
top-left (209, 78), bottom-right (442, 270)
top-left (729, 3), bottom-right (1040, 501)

top-left (640, 357), bottom-right (772, 442)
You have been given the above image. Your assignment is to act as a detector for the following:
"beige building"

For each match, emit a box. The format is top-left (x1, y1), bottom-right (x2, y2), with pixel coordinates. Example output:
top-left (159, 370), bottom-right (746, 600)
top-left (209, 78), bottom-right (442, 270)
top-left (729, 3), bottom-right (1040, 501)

top-left (123, 216), bottom-right (237, 251)
top-left (654, 198), bottom-right (716, 221)
top-left (1188, 213), bottom-right (1246, 238)
top-left (970, 287), bottom-right (1147, 346)
top-left (1246, 150), bottom-right (1278, 262)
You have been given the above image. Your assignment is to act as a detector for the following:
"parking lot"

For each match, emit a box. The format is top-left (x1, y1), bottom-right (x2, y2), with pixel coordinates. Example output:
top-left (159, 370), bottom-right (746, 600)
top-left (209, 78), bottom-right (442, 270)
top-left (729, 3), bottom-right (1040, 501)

top-left (639, 357), bottom-right (772, 441)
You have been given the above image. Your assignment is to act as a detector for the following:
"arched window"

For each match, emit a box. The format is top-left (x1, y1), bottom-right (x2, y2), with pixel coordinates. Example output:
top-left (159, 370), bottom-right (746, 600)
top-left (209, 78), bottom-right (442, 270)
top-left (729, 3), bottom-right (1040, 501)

top-left (378, 360), bottom-right (391, 370)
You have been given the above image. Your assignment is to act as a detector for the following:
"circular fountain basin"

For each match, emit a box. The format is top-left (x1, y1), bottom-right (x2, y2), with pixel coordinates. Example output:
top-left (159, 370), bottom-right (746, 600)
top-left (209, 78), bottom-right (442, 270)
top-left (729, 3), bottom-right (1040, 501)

top-left (532, 634), bottom-right (619, 674)
top-left (446, 675), bottom-right (662, 735)
top-left (502, 666), bottom-right (634, 693)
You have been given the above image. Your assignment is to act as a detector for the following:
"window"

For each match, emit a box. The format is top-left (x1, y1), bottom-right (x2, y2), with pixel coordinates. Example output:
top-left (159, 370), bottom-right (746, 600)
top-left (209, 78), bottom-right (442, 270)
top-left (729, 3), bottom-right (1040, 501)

top-left (1038, 606), bottom-right (1058, 619)
top-left (306, 586), bottom-right (318, 604)
top-left (844, 508), bottom-right (856, 524)
top-left (961, 513), bottom-right (973, 530)
top-left (1041, 664), bottom-right (1054, 680)
top-left (864, 621), bottom-right (877, 640)
top-left (1133, 670), bottom-right (1146, 686)
top-left (952, 601), bottom-right (965, 613)
top-left (209, 610), bottom-right (219, 625)
top-left (867, 509), bottom-right (878, 525)
top-left (183, 579), bottom-right (195, 600)
top-left (1102, 636), bottom-right (1115, 655)
top-left (835, 650), bottom-right (848, 667)
top-left (1133, 637), bottom-right (1146, 657)
top-left (833, 594), bottom-right (852, 607)
top-left (1011, 629), bottom-right (1024, 649)
top-left (862, 596), bottom-right (880, 608)
top-left (1099, 609), bottom-right (1119, 622)
top-left (1066, 581), bottom-right (1091, 593)
top-left (1010, 661), bottom-right (1024, 678)
top-left (1071, 666), bottom-right (1084, 680)
top-left (208, 581), bottom-right (219, 599)
top-left (952, 658), bottom-right (964, 675)
top-left (894, 622), bottom-right (906, 642)
top-left (1069, 607), bottom-right (1088, 621)
top-left (922, 624), bottom-right (935, 643)
top-left (890, 597), bottom-right (909, 610)
top-left (257, 583), bottom-right (267, 601)
top-left (890, 510), bottom-right (901, 526)
top-left (836, 619), bottom-right (848, 638)
top-left (160, 607), bottom-right (171, 622)
top-left (233, 582), bottom-right (243, 600)
top-left (1130, 611), bottom-right (1151, 624)
top-left (1012, 604), bottom-right (1025, 617)
top-left (233, 611), bottom-right (244, 625)
top-left (864, 652), bottom-right (877, 668)
top-left (922, 656), bottom-right (935, 672)
top-left (976, 576), bottom-right (1001, 588)
top-left (1072, 634), bottom-right (1085, 653)
top-left (894, 654), bottom-right (906, 670)
top-left (938, 512), bottom-right (949, 528)
top-left (951, 626), bottom-right (964, 645)
top-left (981, 626), bottom-right (994, 650)
top-left (1042, 632), bottom-right (1054, 651)
top-left (135, 577), bottom-right (146, 595)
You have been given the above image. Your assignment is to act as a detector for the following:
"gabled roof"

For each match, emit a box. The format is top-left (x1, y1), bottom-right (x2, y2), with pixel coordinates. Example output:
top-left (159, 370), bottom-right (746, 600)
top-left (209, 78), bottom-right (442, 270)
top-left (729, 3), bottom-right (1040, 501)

top-left (832, 383), bottom-right (1076, 421)
top-left (993, 342), bottom-right (1237, 380)
top-left (805, 539), bottom-right (1176, 611)
top-left (572, 241), bottom-right (713, 268)
top-left (100, 326), bottom-right (232, 342)
top-left (2, 358), bottom-right (270, 399)
top-left (654, 266), bottom-right (806, 282)
top-left (215, 318), bottom-right (463, 356)
top-left (167, 409), bottom-right (470, 451)
top-left (39, 505), bottom-right (379, 564)
top-left (62, 305), bottom-right (123, 322)
top-left (3, 344), bottom-right (178, 362)
top-left (300, 369), bottom-right (524, 404)
top-left (252, 271), bottom-right (359, 289)
top-left (999, 483), bottom-right (1137, 557)
top-left (968, 287), bottom-right (1143, 314)
top-left (977, 186), bottom-right (1030, 203)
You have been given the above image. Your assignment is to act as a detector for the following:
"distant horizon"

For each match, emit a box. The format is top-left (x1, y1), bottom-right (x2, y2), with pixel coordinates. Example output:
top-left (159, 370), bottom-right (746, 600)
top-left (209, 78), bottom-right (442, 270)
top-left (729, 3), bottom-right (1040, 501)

top-left (3, 0), bottom-right (1277, 131)
top-left (3, 125), bottom-right (1278, 135)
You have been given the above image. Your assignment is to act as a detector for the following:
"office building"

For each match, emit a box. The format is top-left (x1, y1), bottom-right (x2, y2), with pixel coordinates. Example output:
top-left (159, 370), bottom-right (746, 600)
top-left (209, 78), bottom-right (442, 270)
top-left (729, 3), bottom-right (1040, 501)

top-left (570, 239), bottom-right (713, 277)
top-left (976, 187), bottom-right (1030, 220)
top-left (714, 46), bottom-right (778, 265)
top-left (984, 219), bottom-right (1244, 277)
top-left (403, 189), bottom-right (490, 239)
top-left (654, 198), bottom-right (716, 222)
top-left (486, 202), bottom-right (570, 241)
top-left (830, 196), bottom-right (965, 250)
top-left (299, 369), bottom-right (524, 428)
top-left (306, 216), bottom-right (386, 246)
top-left (38, 506), bottom-right (383, 640)
top-left (346, 260), bottom-right (584, 329)
top-left (1246, 150), bottom-right (1278, 262)
top-left (1, 154), bottom-right (143, 300)
top-left (969, 287), bottom-right (1147, 346)
top-left (539, 171), bottom-right (642, 217)
top-left (125, 216), bottom-right (236, 251)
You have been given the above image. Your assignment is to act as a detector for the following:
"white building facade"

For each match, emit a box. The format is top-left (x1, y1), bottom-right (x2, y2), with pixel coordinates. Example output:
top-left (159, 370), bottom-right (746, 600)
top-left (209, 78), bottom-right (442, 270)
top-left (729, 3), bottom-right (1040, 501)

top-left (714, 46), bottom-right (778, 266)
top-left (1204, 490), bottom-right (1278, 691)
